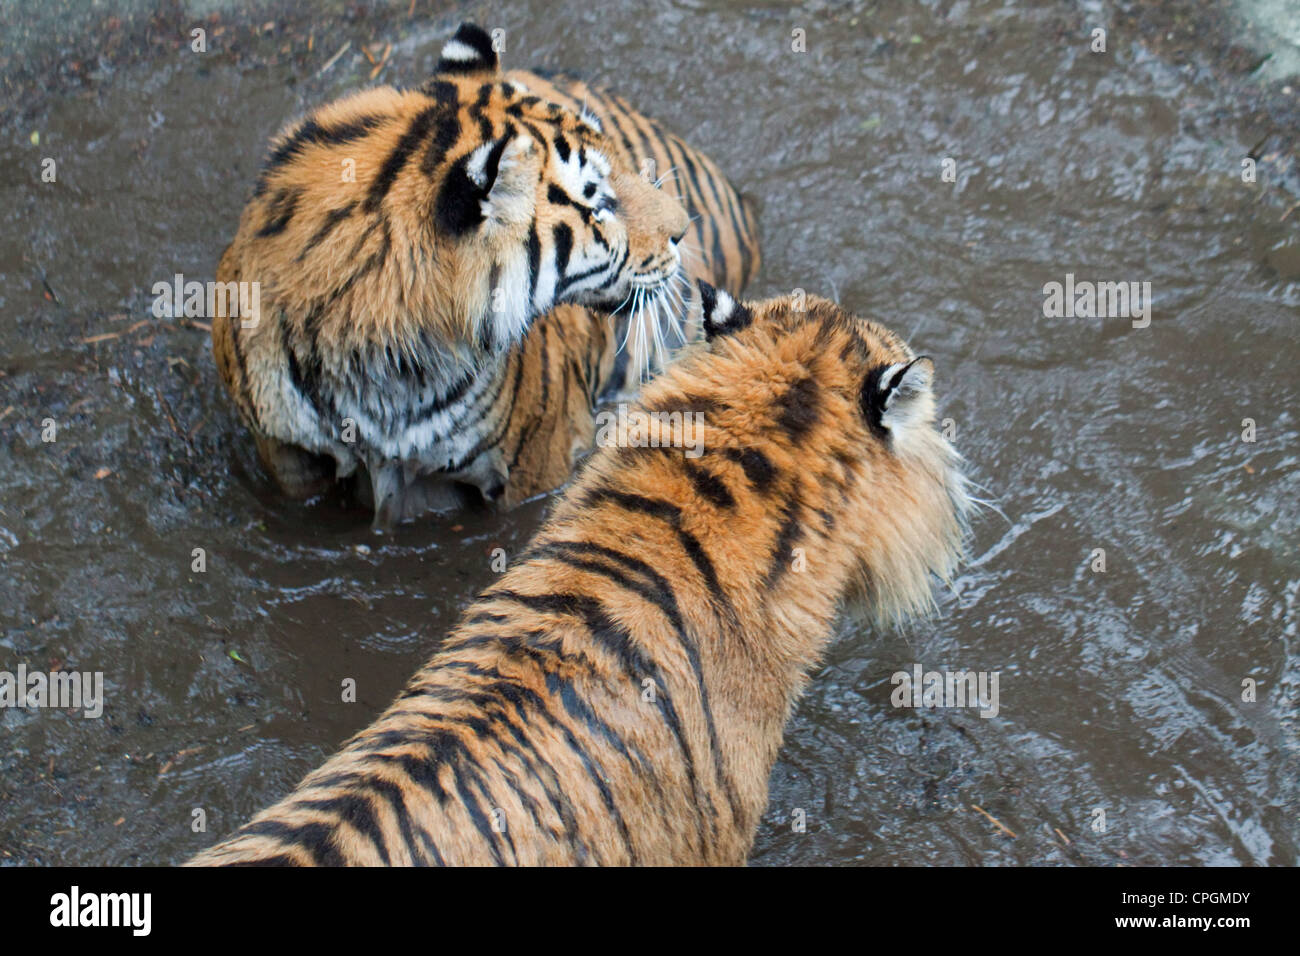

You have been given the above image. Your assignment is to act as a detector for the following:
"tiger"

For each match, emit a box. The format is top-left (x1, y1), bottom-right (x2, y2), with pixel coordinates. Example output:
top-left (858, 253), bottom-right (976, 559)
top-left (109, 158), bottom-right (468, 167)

top-left (211, 22), bottom-right (760, 527)
top-left (188, 283), bottom-right (973, 866)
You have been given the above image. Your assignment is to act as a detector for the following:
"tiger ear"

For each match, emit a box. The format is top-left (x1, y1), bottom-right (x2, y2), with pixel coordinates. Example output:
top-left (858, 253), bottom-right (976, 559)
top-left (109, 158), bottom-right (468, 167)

top-left (435, 131), bottom-right (537, 235)
top-left (698, 280), bottom-right (753, 340)
top-left (436, 23), bottom-right (500, 75)
top-left (862, 357), bottom-right (936, 439)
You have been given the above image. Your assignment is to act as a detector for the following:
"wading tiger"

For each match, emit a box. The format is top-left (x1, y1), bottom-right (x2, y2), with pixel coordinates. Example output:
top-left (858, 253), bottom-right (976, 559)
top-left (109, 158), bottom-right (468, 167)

top-left (211, 22), bottom-right (760, 526)
top-left (189, 284), bottom-right (973, 866)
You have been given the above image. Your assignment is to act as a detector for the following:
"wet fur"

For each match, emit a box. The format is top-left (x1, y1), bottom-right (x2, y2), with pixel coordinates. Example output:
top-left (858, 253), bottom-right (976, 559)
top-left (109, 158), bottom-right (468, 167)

top-left (211, 25), bottom-right (760, 526)
top-left (190, 290), bottom-right (971, 866)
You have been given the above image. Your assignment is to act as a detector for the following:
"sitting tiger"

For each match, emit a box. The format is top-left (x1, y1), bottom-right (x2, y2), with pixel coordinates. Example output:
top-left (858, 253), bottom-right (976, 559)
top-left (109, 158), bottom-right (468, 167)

top-left (189, 284), bottom-right (972, 866)
top-left (212, 22), bottom-right (759, 526)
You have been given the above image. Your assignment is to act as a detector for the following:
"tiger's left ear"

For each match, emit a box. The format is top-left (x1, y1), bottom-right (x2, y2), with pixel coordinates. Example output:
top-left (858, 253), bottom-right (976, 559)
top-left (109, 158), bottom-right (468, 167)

top-left (698, 280), bottom-right (753, 340)
top-left (436, 130), bottom-right (538, 235)
top-left (436, 23), bottom-right (500, 75)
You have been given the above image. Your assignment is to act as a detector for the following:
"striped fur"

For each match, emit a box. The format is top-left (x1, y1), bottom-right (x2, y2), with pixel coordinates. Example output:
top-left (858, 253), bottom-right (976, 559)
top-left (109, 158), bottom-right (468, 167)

top-left (189, 287), bottom-right (972, 867)
top-left (211, 23), bottom-right (760, 526)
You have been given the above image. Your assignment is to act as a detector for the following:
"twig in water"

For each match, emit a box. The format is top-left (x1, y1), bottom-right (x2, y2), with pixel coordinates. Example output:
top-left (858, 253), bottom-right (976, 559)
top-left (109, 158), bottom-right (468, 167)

top-left (317, 40), bottom-right (351, 77)
top-left (970, 803), bottom-right (1017, 839)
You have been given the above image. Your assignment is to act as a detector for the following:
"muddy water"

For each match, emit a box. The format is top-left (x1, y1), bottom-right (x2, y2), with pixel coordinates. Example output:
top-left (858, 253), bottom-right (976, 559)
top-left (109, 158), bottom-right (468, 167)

top-left (0, 0), bottom-right (1296, 866)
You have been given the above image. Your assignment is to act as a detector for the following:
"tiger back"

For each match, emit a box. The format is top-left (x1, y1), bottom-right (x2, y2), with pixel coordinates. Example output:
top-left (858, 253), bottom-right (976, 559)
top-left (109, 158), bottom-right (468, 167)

top-left (189, 285), bottom-right (971, 866)
top-left (212, 24), bottom-right (760, 525)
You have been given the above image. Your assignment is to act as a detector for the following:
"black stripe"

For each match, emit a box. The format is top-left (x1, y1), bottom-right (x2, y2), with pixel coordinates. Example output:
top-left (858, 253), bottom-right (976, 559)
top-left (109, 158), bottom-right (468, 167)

top-left (291, 793), bottom-right (391, 864)
top-left (484, 589), bottom-right (699, 855)
top-left (239, 820), bottom-right (346, 866)
top-left (469, 83), bottom-right (494, 144)
top-left (486, 755), bottom-right (549, 841)
top-left (305, 771), bottom-right (431, 865)
top-left (662, 135), bottom-right (728, 285)
top-left (528, 540), bottom-right (742, 834)
top-left (672, 137), bottom-right (735, 287)
top-left (585, 89), bottom-right (640, 165)
top-left (255, 115), bottom-right (386, 196)
top-left (226, 317), bottom-right (263, 433)
top-left (553, 131), bottom-right (571, 163)
top-left (775, 376), bottom-right (820, 441)
top-left (506, 322), bottom-right (553, 470)
top-left (525, 223), bottom-right (541, 306)
top-left (282, 318), bottom-right (333, 425)
top-left (344, 219), bottom-right (378, 263)
top-left (419, 78), bottom-right (459, 108)
top-left (547, 182), bottom-right (583, 213)
top-left (577, 488), bottom-right (727, 603)
top-left (419, 111), bottom-right (462, 176)
top-left (684, 463), bottom-right (735, 509)
top-left (517, 119), bottom-right (550, 152)
top-left (556, 247), bottom-right (620, 296)
top-left (705, 152), bottom-right (752, 287)
top-left (363, 732), bottom-right (505, 865)
top-left (724, 446), bottom-right (776, 492)
top-left (608, 93), bottom-right (660, 182)
top-left (297, 202), bottom-right (356, 261)
top-left (592, 245), bottom-right (629, 291)
top-left (764, 502), bottom-right (803, 589)
top-left (422, 365), bottom-right (477, 416)
top-left (552, 222), bottom-right (574, 278)
top-left (402, 662), bottom-right (599, 863)
top-left (384, 668), bottom-right (637, 863)
top-left (325, 222), bottom-right (389, 305)
top-left (521, 553), bottom-right (717, 843)
top-left (443, 352), bottom-right (523, 473)
top-left (366, 106), bottom-right (444, 214)
top-left (350, 774), bottom-right (430, 865)
top-left (256, 188), bottom-right (300, 238)
top-left (459, 754), bottom-right (520, 864)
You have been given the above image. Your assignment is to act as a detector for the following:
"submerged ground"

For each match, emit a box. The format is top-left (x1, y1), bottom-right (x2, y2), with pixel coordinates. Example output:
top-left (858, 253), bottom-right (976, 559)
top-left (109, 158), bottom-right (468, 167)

top-left (0, 0), bottom-right (1297, 865)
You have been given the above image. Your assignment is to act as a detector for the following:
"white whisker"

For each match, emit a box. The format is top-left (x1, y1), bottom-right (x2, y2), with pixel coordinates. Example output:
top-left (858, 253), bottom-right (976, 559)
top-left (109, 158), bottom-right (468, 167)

top-left (966, 493), bottom-right (1010, 525)
top-left (650, 290), bottom-right (668, 372)
top-left (609, 284), bottom-right (636, 318)
top-left (619, 287), bottom-right (642, 355)
top-left (676, 236), bottom-right (704, 267)
top-left (636, 290), bottom-right (651, 383)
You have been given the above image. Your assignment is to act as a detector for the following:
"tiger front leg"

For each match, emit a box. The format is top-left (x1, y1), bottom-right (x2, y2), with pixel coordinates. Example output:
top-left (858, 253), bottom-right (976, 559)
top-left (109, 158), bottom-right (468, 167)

top-left (364, 456), bottom-right (508, 530)
top-left (252, 430), bottom-right (339, 502)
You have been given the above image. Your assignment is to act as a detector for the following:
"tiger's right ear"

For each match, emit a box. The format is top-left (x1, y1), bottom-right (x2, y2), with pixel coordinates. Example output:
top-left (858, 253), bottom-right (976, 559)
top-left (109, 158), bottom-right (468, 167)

top-left (698, 280), bottom-right (753, 341)
top-left (436, 23), bottom-right (500, 75)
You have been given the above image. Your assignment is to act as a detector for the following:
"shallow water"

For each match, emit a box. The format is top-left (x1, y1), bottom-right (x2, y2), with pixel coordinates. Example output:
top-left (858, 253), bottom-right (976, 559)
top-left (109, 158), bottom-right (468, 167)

top-left (0, 0), bottom-right (1296, 865)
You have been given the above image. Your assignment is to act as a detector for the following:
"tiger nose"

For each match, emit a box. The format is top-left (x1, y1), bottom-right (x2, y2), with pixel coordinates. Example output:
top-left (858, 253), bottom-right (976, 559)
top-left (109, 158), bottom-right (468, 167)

top-left (670, 227), bottom-right (687, 245)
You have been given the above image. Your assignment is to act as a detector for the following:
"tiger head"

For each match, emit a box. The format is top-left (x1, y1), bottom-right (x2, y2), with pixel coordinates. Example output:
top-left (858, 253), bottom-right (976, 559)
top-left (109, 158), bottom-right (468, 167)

top-left (683, 283), bottom-right (974, 627)
top-left (400, 23), bottom-right (691, 354)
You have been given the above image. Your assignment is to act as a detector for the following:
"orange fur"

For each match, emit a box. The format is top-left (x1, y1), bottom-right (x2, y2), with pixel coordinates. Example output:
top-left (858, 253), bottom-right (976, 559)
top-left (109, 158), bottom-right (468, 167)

top-left (189, 289), bottom-right (971, 866)
top-left (211, 24), bottom-right (759, 524)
